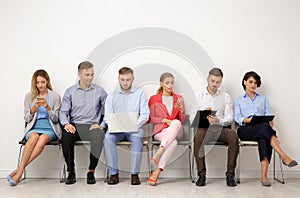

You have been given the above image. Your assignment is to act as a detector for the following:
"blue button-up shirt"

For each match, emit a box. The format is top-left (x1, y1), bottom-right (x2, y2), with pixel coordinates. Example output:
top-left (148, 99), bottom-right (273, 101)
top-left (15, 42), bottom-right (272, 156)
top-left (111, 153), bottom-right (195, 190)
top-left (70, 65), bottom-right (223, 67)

top-left (101, 85), bottom-right (150, 130)
top-left (234, 93), bottom-right (272, 126)
top-left (59, 82), bottom-right (107, 125)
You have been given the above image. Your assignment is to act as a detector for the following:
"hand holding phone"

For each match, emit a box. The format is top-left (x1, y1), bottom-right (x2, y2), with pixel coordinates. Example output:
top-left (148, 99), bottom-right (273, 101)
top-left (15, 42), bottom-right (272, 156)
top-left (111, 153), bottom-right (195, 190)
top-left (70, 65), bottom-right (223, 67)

top-left (175, 97), bottom-right (184, 113)
top-left (36, 96), bottom-right (46, 107)
top-left (36, 96), bottom-right (42, 101)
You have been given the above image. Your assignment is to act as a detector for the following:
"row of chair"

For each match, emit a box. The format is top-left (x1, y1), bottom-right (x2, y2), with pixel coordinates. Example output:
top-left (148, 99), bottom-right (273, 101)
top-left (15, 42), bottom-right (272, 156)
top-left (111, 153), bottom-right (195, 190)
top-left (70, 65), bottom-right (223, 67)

top-left (17, 114), bottom-right (285, 184)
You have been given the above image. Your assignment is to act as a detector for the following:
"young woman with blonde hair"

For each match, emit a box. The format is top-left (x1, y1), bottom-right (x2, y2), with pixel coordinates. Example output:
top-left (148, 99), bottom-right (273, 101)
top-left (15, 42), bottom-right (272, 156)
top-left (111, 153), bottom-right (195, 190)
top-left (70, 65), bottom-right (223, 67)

top-left (147, 72), bottom-right (185, 185)
top-left (7, 69), bottom-right (61, 186)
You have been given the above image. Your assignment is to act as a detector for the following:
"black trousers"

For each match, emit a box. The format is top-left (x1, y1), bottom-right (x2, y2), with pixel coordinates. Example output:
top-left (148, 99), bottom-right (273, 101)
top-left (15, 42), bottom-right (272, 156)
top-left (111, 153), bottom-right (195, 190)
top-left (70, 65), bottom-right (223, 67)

top-left (238, 122), bottom-right (276, 162)
top-left (62, 123), bottom-right (105, 172)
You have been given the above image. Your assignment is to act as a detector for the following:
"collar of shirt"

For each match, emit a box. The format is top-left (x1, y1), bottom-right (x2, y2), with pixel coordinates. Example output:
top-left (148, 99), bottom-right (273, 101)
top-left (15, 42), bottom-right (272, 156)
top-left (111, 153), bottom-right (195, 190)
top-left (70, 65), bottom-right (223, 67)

top-left (117, 85), bottom-right (136, 95)
top-left (204, 87), bottom-right (221, 96)
top-left (242, 92), bottom-right (260, 100)
top-left (75, 82), bottom-right (95, 91)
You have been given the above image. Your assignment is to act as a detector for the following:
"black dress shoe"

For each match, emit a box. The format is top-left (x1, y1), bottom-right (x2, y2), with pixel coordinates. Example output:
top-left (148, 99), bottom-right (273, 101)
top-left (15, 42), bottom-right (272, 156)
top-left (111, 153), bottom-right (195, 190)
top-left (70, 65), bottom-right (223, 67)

top-left (196, 175), bottom-right (206, 187)
top-left (131, 174), bottom-right (141, 185)
top-left (226, 174), bottom-right (237, 187)
top-left (65, 172), bottom-right (76, 185)
top-left (87, 172), bottom-right (96, 184)
top-left (107, 173), bottom-right (119, 185)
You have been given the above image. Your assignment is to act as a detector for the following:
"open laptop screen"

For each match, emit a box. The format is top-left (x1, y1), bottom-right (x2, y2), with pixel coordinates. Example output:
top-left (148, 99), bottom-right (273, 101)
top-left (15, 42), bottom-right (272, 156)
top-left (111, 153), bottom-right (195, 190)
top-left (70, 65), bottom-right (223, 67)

top-left (107, 112), bottom-right (138, 133)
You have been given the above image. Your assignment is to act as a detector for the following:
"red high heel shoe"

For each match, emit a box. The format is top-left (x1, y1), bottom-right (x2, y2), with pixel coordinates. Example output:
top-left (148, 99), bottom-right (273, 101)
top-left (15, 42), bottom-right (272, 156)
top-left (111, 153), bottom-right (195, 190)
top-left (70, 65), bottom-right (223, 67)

top-left (147, 174), bottom-right (158, 186)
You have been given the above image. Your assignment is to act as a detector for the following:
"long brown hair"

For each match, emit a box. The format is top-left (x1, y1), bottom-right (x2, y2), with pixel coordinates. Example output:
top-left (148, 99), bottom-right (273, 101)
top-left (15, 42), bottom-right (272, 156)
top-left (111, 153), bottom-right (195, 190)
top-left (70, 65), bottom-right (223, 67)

top-left (156, 72), bottom-right (174, 94)
top-left (30, 69), bottom-right (53, 100)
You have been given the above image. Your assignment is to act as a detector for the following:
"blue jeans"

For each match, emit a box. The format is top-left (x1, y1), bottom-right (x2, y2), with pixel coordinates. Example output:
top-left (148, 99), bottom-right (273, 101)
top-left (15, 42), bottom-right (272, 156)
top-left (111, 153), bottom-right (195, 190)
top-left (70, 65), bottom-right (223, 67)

top-left (104, 129), bottom-right (144, 175)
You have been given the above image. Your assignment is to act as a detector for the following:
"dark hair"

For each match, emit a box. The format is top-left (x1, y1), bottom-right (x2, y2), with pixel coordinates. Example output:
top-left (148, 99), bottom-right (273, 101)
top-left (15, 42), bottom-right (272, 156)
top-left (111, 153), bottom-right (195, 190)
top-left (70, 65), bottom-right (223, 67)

top-left (78, 61), bottom-right (93, 72)
top-left (157, 72), bottom-right (174, 94)
top-left (31, 69), bottom-right (53, 100)
top-left (242, 71), bottom-right (261, 90)
top-left (208, 68), bottom-right (223, 78)
top-left (119, 67), bottom-right (133, 75)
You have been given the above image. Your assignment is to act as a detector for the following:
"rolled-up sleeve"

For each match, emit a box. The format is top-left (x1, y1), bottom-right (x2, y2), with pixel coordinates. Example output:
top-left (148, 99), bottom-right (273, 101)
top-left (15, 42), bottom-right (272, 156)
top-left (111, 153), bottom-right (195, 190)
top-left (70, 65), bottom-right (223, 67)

top-left (137, 92), bottom-right (150, 128)
top-left (234, 97), bottom-right (245, 126)
top-left (220, 93), bottom-right (233, 126)
top-left (264, 97), bottom-right (272, 115)
top-left (102, 92), bottom-right (113, 129)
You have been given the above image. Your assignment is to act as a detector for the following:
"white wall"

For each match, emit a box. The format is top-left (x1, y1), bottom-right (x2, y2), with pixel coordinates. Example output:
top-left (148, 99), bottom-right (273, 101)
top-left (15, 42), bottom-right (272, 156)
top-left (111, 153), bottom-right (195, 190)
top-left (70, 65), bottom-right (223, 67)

top-left (1, 0), bottom-right (300, 179)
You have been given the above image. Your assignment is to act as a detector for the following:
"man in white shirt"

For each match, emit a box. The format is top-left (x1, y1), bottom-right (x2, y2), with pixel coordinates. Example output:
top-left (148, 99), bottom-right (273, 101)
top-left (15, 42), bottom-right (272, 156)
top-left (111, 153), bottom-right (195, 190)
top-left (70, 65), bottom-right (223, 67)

top-left (194, 68), bottom-right (239, 187)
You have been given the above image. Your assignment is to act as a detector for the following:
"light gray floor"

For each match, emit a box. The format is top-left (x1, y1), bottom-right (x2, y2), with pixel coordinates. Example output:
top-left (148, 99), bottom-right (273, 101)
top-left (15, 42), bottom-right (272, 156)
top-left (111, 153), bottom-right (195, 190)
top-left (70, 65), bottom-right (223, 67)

top-left (1, 178), bottom-right (300, 198)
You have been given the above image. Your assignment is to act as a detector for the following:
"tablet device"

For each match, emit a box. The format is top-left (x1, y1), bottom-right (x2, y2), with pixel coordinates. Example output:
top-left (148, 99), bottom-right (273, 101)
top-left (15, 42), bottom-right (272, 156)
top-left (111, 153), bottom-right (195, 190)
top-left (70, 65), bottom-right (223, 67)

top-left (249, 115), bottom-right (275, 125)
top-left (191, 110), bottom-right (217, 128)
top-left (108, 112), bottom-right (138, 133)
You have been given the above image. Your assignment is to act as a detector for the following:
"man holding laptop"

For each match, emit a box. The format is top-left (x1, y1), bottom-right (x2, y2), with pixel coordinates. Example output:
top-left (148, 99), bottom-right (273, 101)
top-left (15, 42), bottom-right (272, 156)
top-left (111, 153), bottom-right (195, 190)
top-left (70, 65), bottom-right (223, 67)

top-left (194, 68), bottom-right (239, 187)
top-left (102, 67), bottom-right (149, 185)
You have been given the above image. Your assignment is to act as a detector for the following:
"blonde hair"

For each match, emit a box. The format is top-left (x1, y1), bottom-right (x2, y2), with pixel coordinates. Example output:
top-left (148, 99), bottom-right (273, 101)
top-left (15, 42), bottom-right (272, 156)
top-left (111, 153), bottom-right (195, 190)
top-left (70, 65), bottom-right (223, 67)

top-left (156, 72), bottom-right (174, 94)
top-left (30, 69), bottom-right (53, 100)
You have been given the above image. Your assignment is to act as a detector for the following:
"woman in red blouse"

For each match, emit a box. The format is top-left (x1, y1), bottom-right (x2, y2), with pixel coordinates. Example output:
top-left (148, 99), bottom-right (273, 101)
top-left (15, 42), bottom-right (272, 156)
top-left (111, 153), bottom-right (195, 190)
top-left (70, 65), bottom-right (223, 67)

top-left (147, 72), bottom-right (186, 185)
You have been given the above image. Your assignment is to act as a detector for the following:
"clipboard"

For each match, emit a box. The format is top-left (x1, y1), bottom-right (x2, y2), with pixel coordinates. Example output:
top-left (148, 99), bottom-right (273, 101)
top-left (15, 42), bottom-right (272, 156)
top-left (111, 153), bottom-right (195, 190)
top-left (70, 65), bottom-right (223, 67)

top-left (191, 110), bottom-right (217, 128)
top-left (249, 115), bottom-right (275, 125)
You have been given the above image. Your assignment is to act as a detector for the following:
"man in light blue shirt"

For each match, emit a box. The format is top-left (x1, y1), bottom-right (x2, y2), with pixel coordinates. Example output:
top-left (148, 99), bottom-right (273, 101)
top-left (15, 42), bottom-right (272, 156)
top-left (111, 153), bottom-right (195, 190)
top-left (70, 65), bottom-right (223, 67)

top-left (103, 67), bottom-right (149, 185)
top-left (59, 61), bottom-right (107, 185)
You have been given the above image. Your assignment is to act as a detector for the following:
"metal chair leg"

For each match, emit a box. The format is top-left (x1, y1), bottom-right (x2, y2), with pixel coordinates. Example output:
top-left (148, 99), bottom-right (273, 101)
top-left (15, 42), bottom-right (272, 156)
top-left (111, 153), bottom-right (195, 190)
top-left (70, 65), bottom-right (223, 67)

top-left (146, 144), bottom-right (151, 176)
top-left (236, 151), bottom-right (241, 184)
top-left (190, 129), bottom-right (197, 183)
top-left (150, 144), bottom-right (156, 172)
top-left (188, 145), bottom-right (194, 182)
top-left (17, 144), bottom-right (26, 182)
top-left (103, 149), bottom-right (108, 183)
top-left (59, 144), bottom-right (66, 183)
top-left (273, 151), bottom-right (285, 184)
top-left (104, 166), bottom-right (109, 183)
top-left (191, 147), bottom-right (198, 183)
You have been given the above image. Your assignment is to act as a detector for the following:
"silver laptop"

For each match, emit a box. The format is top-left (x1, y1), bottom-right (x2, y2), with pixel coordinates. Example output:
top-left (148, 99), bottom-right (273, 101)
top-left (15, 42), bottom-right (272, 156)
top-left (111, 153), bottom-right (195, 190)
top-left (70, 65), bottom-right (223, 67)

top-left (107, 112), bottom-right (138, 133)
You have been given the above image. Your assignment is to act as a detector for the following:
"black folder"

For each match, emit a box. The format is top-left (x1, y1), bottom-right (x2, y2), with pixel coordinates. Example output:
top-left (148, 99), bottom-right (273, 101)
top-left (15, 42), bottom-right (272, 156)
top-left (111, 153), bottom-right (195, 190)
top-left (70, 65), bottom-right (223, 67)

top-left (191, 110), bottom-right (217, 128)
top-left (249, 115), bottom-right (275, 125)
